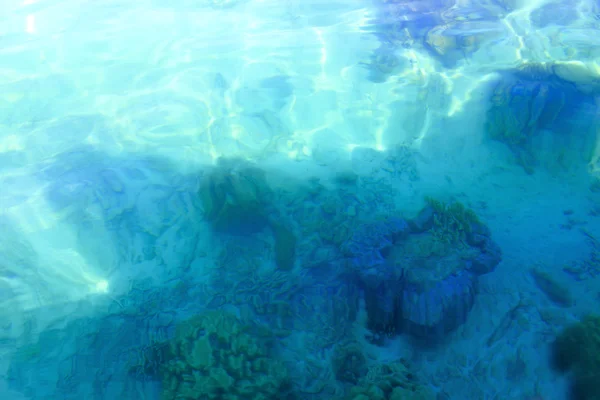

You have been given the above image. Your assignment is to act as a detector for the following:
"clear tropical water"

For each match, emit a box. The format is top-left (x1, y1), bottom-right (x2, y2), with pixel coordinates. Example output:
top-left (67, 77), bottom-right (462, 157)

top-left (1, 0), bottom-right (600, 399)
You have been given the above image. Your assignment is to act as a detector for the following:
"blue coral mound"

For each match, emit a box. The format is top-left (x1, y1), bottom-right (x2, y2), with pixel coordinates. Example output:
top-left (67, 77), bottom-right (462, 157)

top-left (343, 200), bottom-right (501, 340)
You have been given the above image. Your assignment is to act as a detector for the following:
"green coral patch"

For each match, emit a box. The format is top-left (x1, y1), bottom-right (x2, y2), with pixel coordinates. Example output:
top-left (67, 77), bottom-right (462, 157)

top-left (160, 310), bottom-right (292, 400)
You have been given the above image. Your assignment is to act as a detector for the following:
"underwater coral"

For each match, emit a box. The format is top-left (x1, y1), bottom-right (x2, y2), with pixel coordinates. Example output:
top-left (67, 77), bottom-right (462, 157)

top-left (160, 310), bottom-right (294, 400)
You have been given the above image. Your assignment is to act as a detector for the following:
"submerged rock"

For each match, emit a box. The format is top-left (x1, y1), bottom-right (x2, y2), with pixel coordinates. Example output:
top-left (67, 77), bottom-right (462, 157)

top-left (343, 201), bottom-right (501, 339)
top-left (485, 62), bottom-right (600, 174)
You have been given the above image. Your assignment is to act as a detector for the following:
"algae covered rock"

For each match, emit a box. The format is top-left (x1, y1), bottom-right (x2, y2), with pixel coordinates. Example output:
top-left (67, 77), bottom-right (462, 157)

top-left (485, 63), bottom-right (598, 174)
top-left (399, 200), bottom-right (500, 337)
top-left (343, 200), bottom-right (501, 338)
top-left (160, 310), bottom-right (293, 399)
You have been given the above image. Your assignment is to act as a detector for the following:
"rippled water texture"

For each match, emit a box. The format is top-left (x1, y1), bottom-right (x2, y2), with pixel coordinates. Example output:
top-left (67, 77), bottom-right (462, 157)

top-left (1, 0), bottom-right (600, 399)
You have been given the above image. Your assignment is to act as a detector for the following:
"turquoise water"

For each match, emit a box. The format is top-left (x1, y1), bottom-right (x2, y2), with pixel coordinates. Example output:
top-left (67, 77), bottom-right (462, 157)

top-left (1, 0), bottom-right (600, 399)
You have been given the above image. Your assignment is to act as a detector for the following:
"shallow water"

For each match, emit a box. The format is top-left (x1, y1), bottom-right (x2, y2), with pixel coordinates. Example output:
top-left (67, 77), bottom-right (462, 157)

top-left (1, 0), bottom-right (600, 399)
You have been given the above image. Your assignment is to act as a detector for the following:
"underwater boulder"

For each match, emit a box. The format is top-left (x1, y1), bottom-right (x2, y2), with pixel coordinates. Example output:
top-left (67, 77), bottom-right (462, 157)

top-left (394, 254), bottom-right (477, 338)
top-left (343, 216), bottom-right (411, 332)
top-left (342, 216), bottom-right (411, 333)
top-left (485, 62), bottom-right (600, 174)
top-left (343, 200), bottom-right (501, 339)
top-left (400, 200), bottom-right (501, 337)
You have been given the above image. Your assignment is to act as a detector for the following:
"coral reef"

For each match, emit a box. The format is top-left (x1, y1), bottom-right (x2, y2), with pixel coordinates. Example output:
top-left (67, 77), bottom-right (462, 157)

top-left (331, 342), bottom-right (368, 384)
top-left (552, 315), bottom-right (600, 400)
top-left (343, 200), bottom-right (501, 339)
top-left (160, 310), bottom-right (294, 400)
top-left (344, 360), bottom-right (434, 400)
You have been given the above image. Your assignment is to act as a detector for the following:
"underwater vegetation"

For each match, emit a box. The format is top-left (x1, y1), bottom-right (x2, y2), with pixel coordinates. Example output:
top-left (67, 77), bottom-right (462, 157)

top-left (344, 198), bottom-right (501, 339)
top-left (552, 315), bottom-right (600, 400)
